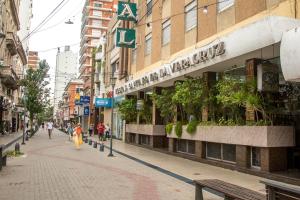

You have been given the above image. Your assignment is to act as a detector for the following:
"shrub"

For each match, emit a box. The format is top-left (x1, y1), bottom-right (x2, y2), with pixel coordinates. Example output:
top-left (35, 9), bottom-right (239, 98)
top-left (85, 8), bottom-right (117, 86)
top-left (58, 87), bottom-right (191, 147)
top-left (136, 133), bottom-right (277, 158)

top-left (175, 121), bottom-right (183, 138)
top-left (165, 123), bottom-right (173, 135)
top-left (186, 120), bottom-right (198, 134)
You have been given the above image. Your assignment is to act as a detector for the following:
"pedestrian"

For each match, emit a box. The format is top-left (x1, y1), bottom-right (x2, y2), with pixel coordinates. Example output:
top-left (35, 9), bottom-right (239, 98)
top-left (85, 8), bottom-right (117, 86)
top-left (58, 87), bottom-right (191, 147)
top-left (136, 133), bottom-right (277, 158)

top-left (47, 121), bottom-right (53, 139)
top-left (97, 122), bottom-right (105, 141)
top-left (88, 124), bottom-right (93, 137)
top-left (73, 123), bottom-right (83, 149)
top-left (105, 123), bottom-right (110, 139)
top-left (67, 122), bottom-right (73, 141)
top-left (41, 122), bottom-right (44, 129)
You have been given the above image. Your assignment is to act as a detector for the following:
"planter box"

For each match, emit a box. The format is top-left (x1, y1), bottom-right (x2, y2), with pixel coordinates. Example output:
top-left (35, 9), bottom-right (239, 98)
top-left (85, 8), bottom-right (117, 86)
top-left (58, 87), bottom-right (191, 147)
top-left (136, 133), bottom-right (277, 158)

top-left (168, 126), bottom-right (295, 147)
top-left (126, 124), bottom-right (166, 136)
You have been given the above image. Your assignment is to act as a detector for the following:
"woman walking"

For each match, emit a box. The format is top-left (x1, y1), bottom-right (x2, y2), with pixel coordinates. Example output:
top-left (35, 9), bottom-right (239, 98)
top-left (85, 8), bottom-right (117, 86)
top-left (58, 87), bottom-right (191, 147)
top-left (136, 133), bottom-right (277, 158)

top-left (73, 123), bottom-right (83, 149)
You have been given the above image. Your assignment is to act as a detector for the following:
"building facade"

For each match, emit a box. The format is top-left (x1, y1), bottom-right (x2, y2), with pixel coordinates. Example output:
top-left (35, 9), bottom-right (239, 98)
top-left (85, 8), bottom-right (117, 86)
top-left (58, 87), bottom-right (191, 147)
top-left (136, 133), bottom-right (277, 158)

top-left (0, 0), bottom-right (29, 134)
top-left (27, 51), bottom-right (39, 70)
top-left (105, 0), bottom-right (300, 184)
top-left (53, 46), bottom-right (78, 122)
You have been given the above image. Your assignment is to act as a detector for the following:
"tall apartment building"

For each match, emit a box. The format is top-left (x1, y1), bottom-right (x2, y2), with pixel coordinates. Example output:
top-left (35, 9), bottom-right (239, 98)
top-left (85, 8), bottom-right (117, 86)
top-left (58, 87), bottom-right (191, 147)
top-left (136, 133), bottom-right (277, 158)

top-left (106, 0), bottom-right (300, 184)
top-left (27, 51), bottom-right (39, 70)
top-left (54, 46), bottom-right (78, 121)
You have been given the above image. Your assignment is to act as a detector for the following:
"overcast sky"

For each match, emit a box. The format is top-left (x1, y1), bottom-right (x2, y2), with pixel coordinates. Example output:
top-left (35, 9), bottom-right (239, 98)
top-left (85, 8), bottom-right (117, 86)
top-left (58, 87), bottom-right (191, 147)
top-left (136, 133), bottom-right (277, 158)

top-left (29, 0), bottom-right (84, 99)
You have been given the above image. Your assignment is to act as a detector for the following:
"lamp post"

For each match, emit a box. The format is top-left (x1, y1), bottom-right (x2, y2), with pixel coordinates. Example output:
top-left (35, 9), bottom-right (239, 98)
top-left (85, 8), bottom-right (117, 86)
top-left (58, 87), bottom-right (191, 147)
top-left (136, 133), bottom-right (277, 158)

top-left (21, 110), bottom-right (26, 145)
top-left (108, 75), bottom-right (117, 157)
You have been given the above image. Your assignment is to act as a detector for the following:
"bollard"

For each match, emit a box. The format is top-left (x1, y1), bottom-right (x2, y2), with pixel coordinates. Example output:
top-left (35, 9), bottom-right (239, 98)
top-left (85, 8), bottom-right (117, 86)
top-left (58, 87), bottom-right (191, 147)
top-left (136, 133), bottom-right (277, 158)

top-left (88, 139), bottom-right (92, 145)
top-left (99, 143), bottom-right (104, 152)
top-left (15, 143), bottom-right (20, 153)
top-left (93, 142), bottom-right (97, 148)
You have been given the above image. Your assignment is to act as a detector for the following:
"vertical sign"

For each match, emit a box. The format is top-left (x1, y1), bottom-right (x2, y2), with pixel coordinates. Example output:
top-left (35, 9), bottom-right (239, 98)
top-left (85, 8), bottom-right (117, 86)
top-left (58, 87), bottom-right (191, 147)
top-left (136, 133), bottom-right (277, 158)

top-left (116, 28), bottom-right (136, 48)
top-left (117, 2), bottom-right (137, 22)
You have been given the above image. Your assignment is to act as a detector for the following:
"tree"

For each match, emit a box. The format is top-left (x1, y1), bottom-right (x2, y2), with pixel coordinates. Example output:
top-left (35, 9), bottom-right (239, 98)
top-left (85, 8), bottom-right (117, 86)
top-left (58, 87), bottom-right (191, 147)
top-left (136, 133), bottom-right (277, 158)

top-left (19, 60), bottom-right (50, 135)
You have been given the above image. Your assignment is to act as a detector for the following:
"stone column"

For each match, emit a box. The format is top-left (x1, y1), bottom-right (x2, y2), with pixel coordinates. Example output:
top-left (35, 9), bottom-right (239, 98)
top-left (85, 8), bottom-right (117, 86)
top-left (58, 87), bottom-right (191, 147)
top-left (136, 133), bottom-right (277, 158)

top-left (168, 138), bottom-right (176, 152)
top-left (195, 141), bottom-right (205, 159)
top-left (202, 72), bottom-right (217, 121)
top-left (261, 147), bottom-right (287, 172)
top-left (135, 133), bottom-right (140, 145)
top-left (236, 145), bottom-right (250, 168)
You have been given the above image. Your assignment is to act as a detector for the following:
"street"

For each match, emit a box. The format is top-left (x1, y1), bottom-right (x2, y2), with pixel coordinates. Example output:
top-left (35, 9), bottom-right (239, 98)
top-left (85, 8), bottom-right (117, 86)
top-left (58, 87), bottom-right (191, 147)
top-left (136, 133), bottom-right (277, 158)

top-left (0, 129), bottom-right (195, 200)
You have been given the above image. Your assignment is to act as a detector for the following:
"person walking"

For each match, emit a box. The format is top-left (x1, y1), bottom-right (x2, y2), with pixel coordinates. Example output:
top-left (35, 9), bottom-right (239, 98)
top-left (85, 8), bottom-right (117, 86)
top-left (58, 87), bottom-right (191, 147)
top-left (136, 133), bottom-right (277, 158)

top-left (105, 123), bottom-right (110, 139)
top-left (47, 121), bottom-right (53, 139)
top-left (67, 122), bottom-right (73, 141)
top-left (97, 122), bottom-right (105, 141)
top-left (73, 123), bottom-right (83, 149)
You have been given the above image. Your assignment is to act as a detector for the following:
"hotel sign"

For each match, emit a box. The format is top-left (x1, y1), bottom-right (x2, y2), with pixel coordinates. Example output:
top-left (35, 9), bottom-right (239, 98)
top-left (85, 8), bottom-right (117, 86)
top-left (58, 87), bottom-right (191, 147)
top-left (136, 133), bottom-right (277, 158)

top-left (116, 1), bottom-right (136, 49)
top-left (116, 42), bottom-right (226, 95)
top-left (117, 2), bottom-right (137, 22)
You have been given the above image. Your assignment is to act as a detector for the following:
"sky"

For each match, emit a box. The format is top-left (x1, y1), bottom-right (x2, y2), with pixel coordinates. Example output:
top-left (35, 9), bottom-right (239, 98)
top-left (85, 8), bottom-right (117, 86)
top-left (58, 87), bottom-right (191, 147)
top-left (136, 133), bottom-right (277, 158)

top-left (29, 0), bottom-right (85, 100)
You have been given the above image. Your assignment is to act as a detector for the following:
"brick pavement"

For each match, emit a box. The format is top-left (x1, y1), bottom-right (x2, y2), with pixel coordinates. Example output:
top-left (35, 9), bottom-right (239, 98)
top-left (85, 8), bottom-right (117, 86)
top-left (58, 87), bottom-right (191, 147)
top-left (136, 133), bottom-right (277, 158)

top-left (0, 128), bottom-right (200, 200)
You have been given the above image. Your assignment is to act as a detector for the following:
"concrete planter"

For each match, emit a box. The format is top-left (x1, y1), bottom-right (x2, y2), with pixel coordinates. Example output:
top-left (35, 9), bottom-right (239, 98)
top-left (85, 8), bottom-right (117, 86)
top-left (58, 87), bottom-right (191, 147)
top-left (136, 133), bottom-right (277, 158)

top-left (168, 125), bottom-right (295, 147)
top-left (126, 124), bottom-right (166, 136)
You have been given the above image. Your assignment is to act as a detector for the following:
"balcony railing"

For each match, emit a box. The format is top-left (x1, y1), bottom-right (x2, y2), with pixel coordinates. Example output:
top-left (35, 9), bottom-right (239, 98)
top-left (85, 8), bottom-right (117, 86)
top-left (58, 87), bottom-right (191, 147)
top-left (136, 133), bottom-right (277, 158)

top-left (0, 66), bottom-right (19, 90)
top-left (6, 32), bottom-right (18, 56)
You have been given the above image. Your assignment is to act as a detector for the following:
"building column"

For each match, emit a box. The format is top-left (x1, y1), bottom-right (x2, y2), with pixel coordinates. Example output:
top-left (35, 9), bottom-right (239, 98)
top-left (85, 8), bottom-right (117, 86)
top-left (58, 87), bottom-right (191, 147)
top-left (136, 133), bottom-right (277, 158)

top-left (202, 72), bottom-right (217, 122)
top-left (135, 133), bottom-right (140, 145)
top-left (168, 138), bottom-right (176, 152)
top-left (261, 147), bottom-right (287, 172)
top-left (236, 145), bottom-right (250, 168)
top-left (195, 141), bottom-right (205, 159)
top-left (245, 58), bottom-right (262, 121)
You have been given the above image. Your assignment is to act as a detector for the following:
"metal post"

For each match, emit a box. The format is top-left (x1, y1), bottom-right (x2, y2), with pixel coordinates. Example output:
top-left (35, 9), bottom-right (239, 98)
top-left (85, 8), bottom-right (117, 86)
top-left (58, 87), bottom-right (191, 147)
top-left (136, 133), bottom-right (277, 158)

top-left (108, 84), bottom-right (114, 157)
top-left (22, 111), bottom-right (25, 145)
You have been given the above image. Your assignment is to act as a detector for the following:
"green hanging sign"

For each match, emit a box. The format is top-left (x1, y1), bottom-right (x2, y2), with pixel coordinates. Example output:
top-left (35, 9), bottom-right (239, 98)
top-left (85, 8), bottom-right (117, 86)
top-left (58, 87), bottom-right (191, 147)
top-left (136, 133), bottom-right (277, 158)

top-left (117, 2), bottom-right (137, 22)
top-left (116, 28), bottom-right (136, 48)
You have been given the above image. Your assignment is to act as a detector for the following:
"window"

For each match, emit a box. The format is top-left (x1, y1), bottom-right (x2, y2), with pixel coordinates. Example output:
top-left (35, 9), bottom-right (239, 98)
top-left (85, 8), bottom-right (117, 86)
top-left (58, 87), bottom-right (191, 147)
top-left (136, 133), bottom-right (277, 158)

top-left (177, 139), bottom-right (195, 154)
top-left (94, 3), bottom-right (102, 8)
top-left (206, 143), bottom-right (236, 163)
top-left (92, 20), bottom-right (102, 27)
top-left (185, 0), bottom-right (197, 32)
top-left (93, 10), bottom-right (102, 17)
top-left (251, 147), bottom-right (261, 168)
top-left (131, 48), bottom-right (137, 64)
top-left (140, 135), bottom-right (150, 145)
top-left (162, 19), bottom-right (171, 46)
top-left (92, 29), bottom-right (101, 37)
top-left (146, 0), bottom-right (152, 16)
top-left (145, 33), bottom-right (152, 56)
top-left (217, 0), bottom-right (234, 12)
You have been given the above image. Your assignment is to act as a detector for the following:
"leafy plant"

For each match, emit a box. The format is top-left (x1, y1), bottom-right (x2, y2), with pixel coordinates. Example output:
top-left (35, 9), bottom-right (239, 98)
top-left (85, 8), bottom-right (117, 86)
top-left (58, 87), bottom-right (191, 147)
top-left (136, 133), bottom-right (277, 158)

top-left (139, 102), bottom-right (152, 124)
top-left (152, 88), bottom-right (176, 123)
top-left (172, 77), bottom-right (204, 120)
top-left (5, 150), bottom-right (24, 157)
top-left (186, 119), bottom-right (198, 134)
top-left (165, 123), bottom-right (173, 135)
top-left (117, 99), bottom-right (137, 123)
top-left (175, 121), bottom-right (183, 138)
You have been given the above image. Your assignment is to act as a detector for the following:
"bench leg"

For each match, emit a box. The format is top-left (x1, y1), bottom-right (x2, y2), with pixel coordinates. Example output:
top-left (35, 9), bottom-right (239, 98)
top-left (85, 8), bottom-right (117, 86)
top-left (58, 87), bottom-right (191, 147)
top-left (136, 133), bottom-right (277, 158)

top-left (195, 185), bottom-right (204, 200)
top-left (224, 196), bottom-right (235, 200)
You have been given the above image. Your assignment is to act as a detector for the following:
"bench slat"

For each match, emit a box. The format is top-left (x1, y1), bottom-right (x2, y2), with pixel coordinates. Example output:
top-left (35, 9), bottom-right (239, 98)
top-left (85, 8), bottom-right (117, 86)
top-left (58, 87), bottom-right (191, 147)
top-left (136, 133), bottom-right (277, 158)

top-left (195, 179), bottom-right (265, 200)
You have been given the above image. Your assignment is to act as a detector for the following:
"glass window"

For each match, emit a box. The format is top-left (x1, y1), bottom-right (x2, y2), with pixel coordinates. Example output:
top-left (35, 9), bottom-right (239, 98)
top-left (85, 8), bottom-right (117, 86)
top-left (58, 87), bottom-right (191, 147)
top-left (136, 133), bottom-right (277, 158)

top-left (93, 10), bottom-right (102, 17)
top-left (188, 140), bottom-right (196, 154)
top-left (222, 144), bottom-right (236, 162)
top-left (177, 139), bottom-right (187, 152)
top-left (185, 0), bottom-right (197, 32)
top-left (217, 0), bottom-right (234, 13)
top-left (206, 142), bottom-right (222, 159)
top-left (177, 139), bottom-right (195, 154)
top-left (146, 0), bottom-right (152, 16)
top-left (92, 20), bottom-right (102, 27)
top-left (140, 135), bottom-right (150, 145)
top-left (162, 19), bottom-right (171, 46)
top-left (251, 147), bottom-right (261, 168)
top-left (94, 3), bottom-right (102, 8)
top-left (145, 33), bottom-right (152, 56)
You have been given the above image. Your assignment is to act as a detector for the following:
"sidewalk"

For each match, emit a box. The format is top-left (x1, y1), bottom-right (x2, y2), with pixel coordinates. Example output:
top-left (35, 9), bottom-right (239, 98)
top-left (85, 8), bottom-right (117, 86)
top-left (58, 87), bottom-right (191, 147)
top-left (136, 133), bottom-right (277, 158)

top-left (88, 135), bottom-right (267, 194)
top-left (0, 129), bottom-right (198, 200)
top-left (0, 131), bottom-right (23, 146)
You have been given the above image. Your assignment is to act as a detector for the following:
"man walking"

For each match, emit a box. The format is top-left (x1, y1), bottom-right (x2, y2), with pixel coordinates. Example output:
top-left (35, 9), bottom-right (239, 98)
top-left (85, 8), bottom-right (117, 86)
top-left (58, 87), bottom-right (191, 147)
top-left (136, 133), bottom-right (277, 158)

top-left (47, 121), bottom-right (53, 139)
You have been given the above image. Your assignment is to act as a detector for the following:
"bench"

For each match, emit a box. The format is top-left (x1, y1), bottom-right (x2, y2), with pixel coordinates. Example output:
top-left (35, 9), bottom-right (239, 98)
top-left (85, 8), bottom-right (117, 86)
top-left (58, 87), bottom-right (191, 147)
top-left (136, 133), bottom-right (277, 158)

top-left (260, 180), bottom-right (300, 200)
top-left (194, 179), bottom-right (265, 200)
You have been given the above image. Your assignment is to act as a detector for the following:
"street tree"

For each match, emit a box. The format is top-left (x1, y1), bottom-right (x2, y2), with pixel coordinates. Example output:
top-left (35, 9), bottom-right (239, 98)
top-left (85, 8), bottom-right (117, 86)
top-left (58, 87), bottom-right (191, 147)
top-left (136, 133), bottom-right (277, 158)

top-left (20, 60), bottom-right (50, 136)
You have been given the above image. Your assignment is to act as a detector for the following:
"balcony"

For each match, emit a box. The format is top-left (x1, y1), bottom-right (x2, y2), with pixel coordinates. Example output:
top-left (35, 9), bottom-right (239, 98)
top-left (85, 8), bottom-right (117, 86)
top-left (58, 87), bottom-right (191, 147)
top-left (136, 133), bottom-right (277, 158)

top-left (9, 0), bottom-right (20, 30)
top-left (6, 32), bottom-right (18, 56)
top-left (0, 66), bottom-right (19, 90)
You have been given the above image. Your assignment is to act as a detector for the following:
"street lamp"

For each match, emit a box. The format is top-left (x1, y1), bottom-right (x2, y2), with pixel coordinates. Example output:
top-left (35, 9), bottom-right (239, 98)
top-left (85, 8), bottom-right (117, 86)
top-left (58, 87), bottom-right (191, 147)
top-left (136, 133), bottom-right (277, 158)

top-left (108, 74), bottom-right (117, 157)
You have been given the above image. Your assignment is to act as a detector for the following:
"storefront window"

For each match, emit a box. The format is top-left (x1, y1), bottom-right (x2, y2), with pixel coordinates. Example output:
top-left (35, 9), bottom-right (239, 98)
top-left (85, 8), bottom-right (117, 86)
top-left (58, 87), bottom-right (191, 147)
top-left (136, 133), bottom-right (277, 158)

top-left (206, 142), bottom-right (236, 163)
top-left (140, 135), bottom-right (150, 145)
top-left (251, 147), bottom-right (261, 168)
top-left (177, 139), bottom-right (195, 154)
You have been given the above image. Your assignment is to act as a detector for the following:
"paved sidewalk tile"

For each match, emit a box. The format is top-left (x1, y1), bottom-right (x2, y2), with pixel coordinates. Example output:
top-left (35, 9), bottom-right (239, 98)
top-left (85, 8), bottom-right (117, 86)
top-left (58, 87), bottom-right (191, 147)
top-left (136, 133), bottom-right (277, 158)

top-left (0, 129), bottom-right (203, 200)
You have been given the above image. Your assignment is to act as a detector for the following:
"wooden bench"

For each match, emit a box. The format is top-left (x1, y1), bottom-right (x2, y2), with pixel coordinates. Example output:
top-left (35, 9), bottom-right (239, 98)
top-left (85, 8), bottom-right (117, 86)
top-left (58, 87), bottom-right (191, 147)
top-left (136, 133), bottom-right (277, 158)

top-left (260, 180), bottom-right (300, 200)
top-left (194, 179), bottom-right (265, 200)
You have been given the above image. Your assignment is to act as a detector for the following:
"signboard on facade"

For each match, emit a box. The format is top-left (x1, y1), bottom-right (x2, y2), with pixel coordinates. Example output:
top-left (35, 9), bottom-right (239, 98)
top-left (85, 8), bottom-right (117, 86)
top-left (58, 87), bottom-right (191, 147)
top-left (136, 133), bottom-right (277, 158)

top-left (257, 64), bottom-right (279, 92)
top-left (117, 2), bottom-right (137, 22)
top-left (95, 98), bottom-right (112, 108)
top-left (116, 28), bottom-right (136, 48)
top-left (115, 42), bottom-right (226, 95)
top-left (80, 96), bottom-right (90, 104)
top-left (84, 106), bottom-right (89, 116)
